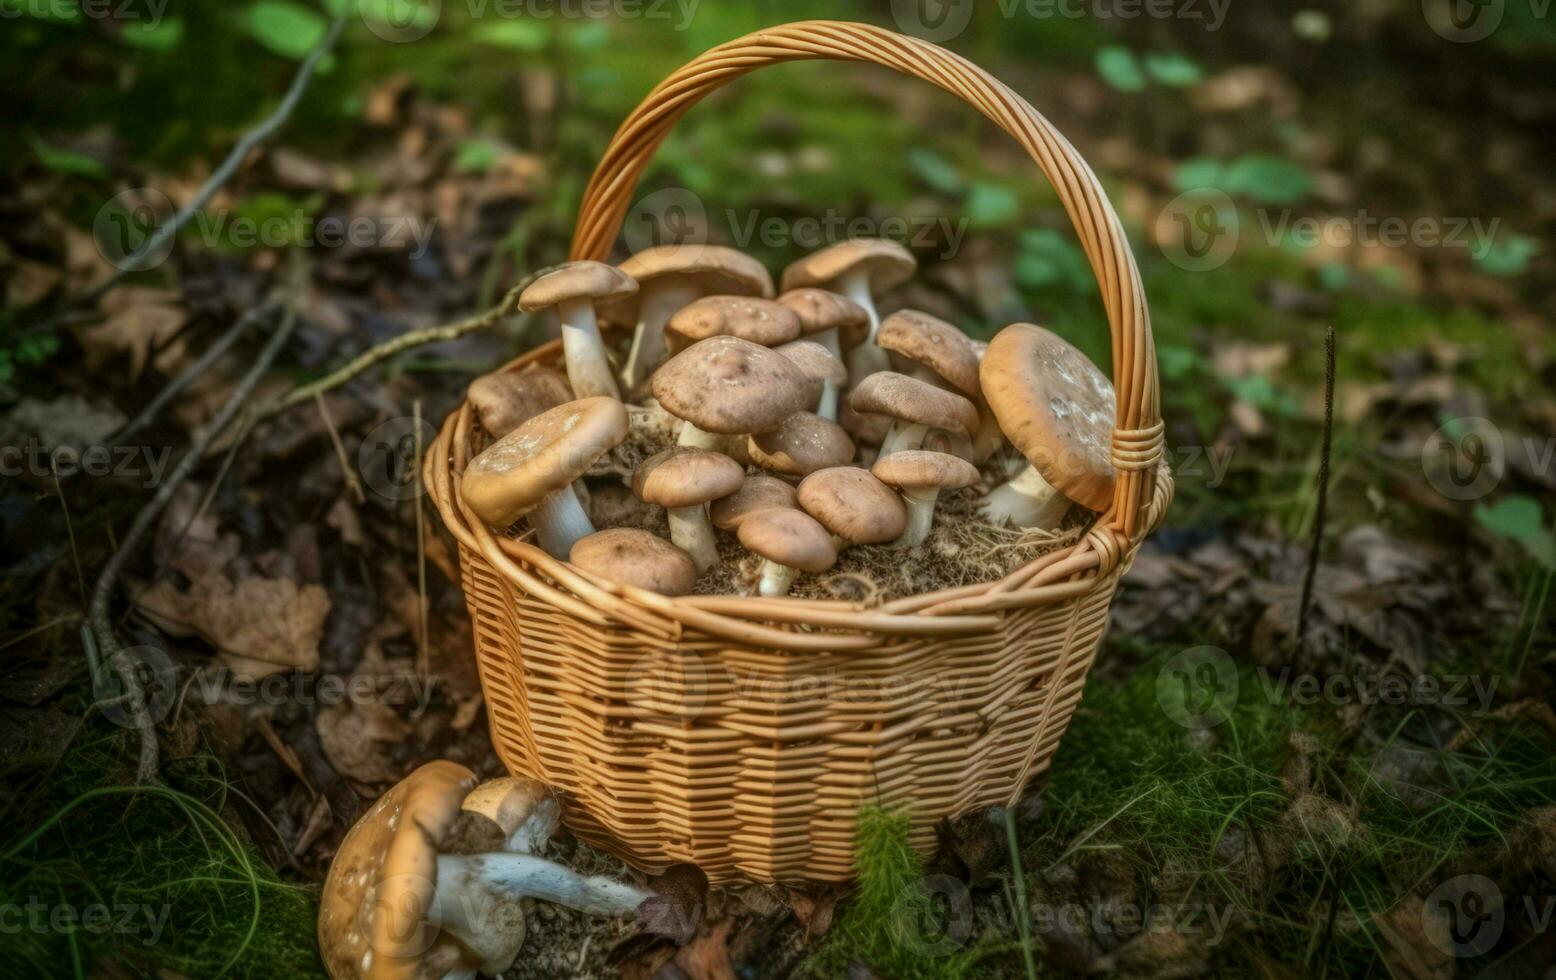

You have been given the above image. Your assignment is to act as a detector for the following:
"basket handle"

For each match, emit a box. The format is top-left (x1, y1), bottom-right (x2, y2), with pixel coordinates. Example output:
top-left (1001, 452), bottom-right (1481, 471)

top-left (569, 20), bottom-right (1163, 539)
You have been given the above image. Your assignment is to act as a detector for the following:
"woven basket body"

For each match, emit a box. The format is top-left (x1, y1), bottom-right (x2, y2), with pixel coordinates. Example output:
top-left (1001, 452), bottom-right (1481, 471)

top-left (427, 21), bottom-right (1171, 884)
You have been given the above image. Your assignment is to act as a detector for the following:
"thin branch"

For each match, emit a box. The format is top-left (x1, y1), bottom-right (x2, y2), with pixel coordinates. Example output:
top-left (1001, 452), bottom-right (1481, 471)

top-left (1297, 325), bottom-right (1336, 648)
top-left (36, 13), bottom-right (345, 329)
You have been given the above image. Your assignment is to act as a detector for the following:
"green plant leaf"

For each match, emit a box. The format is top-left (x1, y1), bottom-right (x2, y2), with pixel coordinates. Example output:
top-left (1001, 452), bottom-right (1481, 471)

top-left (1015, 228), bottom-right (1091, 294)
top-left (965, 182), bottom-right (1020, 227)
top-left (1096, 46), bottom-right (1147, 92)
top-left (1173, 158), bottom-right (1227, 193)
top-left (1474, 233), bottom-right (1539, 278)
top-left (906, 148), bottom-right (964, 195)
top-left (472, 20), bottom-right (549, 51)
top-left (27, 134), bottom-right (107, 179)
top-left (1224, 154), bottom-right (1311, 204)
top-left (354, 0), bottom-right (439, 35)
top-left (1475, 496), bottom-right (1556, 568)
top-left (453, 139), bottom-right (501, 173)
top-left (119, 16), bottom-right (184, 50)
top-left (244, 0), bottom-right (327, 60)
top-left (1144, 52), bottom-right (1204, 87)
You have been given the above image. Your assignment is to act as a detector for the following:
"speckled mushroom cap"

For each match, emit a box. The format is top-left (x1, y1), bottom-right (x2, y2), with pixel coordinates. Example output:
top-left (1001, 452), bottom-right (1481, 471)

top-left (777, 287), bottom-right (870, 347)
top-left (462, 397), bottom-right (629, 526)
top-left (779, 239), bottom-right (917, 295)
top-left (664, 296), bottom-right (802, 354)
top-left (569, 528), bottom-right (698, 596)
top-left (737, 508), bottom-right (838, 574)
top-left (710, 474), bottom-right (798, 531)
top-left (600, 245), bottom-right (773, 325)
top-left (467, 367), bottom-right (573, 438)
top-left (318, 760), bottom-right (478, 980)
top-left (877, 310), bottom-right (981, 399)
top-left (518, 261), bottom-right (637, 313)
top-left (872, 450), bottom-right (981, 494)
top-left (748, 412), bottom-right (856, 477)
top-left (650, 336), bottom-right (817, 435)
top-left (849, 371), bottom-right (979, 438)
top-left (774, 340), bottom-right (847, 389)
top-left (839, 400), bottom-right (893, 447)
top-left (796, 467), bottom-right (907, 545)
top-left (981, 323), bottom-right (1116, 512)
top-left (631, 447), bottom-right (746, 509)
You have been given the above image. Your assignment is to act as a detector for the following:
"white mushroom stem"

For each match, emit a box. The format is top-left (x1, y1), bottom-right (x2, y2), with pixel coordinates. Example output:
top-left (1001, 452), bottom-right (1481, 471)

top-left (757, 561), bottom-right (799, 598)
top-left (973, 409), bottom-right (1005, 463)
top-left (815, 328), bottom-right (846, 421)
top-left (621, 283), bottom-right (697, 393)
top-left (668, 504), bottom-right (719, 574)
top-left (434, 853), bottom-right (649, 973)
top-left (978, 464), bottom-right (1072, 529)
top-left (557, 297), bottom-right (621, 401)
top-left (895, 488), bottom-right (941, 548)
top-left (531, 485), bottom-right (595, 559)
top-left (839, 268), bottom-right (891, 383)
top-left (879, 422), bottom-right (928, 457)
top-left (675, 422), bottom-right (722, 450)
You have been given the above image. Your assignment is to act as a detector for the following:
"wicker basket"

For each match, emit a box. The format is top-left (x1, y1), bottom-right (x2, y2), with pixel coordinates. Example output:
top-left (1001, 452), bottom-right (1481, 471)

top-left (425, 20), bottom-right (1171, 884)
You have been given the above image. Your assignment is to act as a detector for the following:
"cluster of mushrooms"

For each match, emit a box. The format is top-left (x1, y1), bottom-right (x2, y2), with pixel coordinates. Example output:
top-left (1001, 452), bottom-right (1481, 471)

top-left (460, 238), bottom-right (1117, 598)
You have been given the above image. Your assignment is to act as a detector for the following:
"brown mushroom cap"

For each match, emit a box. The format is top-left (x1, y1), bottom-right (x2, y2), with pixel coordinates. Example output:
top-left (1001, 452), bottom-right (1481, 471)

top-left (519, 261), bottom-right (637, 313)
top-left (779, 239), bottom-right (917, 295)
top-left (467, 367), bottom-right (573, 438)
top-left (710, 474), bottom-right (798, 531)
top-left (981, 323), bottom-right (1116, 511)
top-left (569, 528), bottom-right (698, 596)
top-left (748, 412), bottom-right (856, 477)
top-left (776, 287), bottom-right (870, 348)
top-left (650, 336), bottom-right (817, 435)
top-left (877, 310), bottom-right (981, 399)
top-left (774, 340), bottom-right (847, 389)
top-left (462, 397), bottom-right (629, 526)
top-left (796, 467), bottom-right (907, 545)
top-left (631, 447), bottom-right (745, 509)
top-left (318, 760), bottom-right (478, 980)
top-left (737, 508), bottom-right (837, 573)
top-left (849, 371), bottom-right (979, 438)
top-left (872, 450), bottom-right (981, 493)
top-left (601, 245), bottom-right (773, 325)
top-left (664, 296), bottom-right (802, 354)
top-left (839, 399), bottom-right (893, 447)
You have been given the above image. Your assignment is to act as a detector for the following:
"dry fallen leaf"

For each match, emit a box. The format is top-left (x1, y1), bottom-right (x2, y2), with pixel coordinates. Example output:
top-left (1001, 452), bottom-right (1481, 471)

top-left (316, 701), bottom-right (410, 784)
top-left (133, 572), bottom-right (329, 676)
top-left (74, 286), bottom-right (186, 380)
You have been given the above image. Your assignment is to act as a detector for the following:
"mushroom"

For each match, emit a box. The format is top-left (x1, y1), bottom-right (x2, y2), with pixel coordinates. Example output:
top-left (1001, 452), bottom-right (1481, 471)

top-left (448, 774), bottom-right (560, 855)
top-left (747, 412), bottom-right (856, 478)
top-left (780, 239), bottom-right (916, 386)
top-left (461, 397), bottom-right (629, 559)
top-left (570, 528), bottom-right (698, 595)
top-left (979, 323), bottom-right (1116, 528)
top-left (848, 371), bottom-right (978, 458)
top-left (872, 450), bottom-right (981, 548)
top-left (773, 340), bottom-right (847, 415)
top-left (466, 367), bottom-right (573, 439)
top-left (876, 310), bottom-right (980, 401)
top-left (710, 474), bottom-right (798, 533)
top-left (607, 245), bottom-right (774, 393)
top-left (776, 288), bottom-right (869, 419)
top-left (839, 399), bottom-right (893, 456)
top-left (586, 479), bottom-right (664, 531)
top-left (318, 762), bottom-right (648, 980)
top-left (519, 262), bottom-right (637, 401)
top-left (737, 507), bottom-right (837, 597)
top-left (664, 295), bottom-right (801, 355)
top-left (650, 336), bottom-right (816, 451)
top-left (631, 447), bottom-right (745, 573)
top-left (796, 466), bottom-right (906, 552)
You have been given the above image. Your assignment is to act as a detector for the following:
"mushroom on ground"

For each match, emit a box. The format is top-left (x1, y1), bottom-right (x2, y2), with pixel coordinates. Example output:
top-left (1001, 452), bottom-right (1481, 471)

top-left (872, 450), bottom-right (981, 548)
top-left (737, 507), bottom-right (837, 597)
top-left (650, 336), bottom-right (817, 450)
top-left (570, 528), bottom-right (698, 595)
top-left (776, 288), bottom-right (869, 419)
top-left (461, 397), bottom-right (629, 559)
top-left (877, 310), bottom-right (980, 401)
top-left (519, 262), bottom-right (637, 401)
top-left (631, 447), bottom-right (745, 573)
top-left (606, 245), bottom-right (773, 393)
top-left (466, 367), bottom-right (573, 439)
top-left (747, 411), bottom-right (856, 478)
top-left (664, 295), bottom-right (801, 355)
top-left (979, 323), bottom-right (1116, 528)
top-left (710, 474), bottom-right (797, 533)
top-left (796, 466), bottom-right (906, 552)
top-left (773, 340), bottom-right (847, 415)
top-left (849, 371), bottom-right (978, 458)
top-left (780, 239), bottom-right (916, 385)
top-left (318, 761), bottom-right (648, 980)
top-left (447, 774), bottom-right (560, 855)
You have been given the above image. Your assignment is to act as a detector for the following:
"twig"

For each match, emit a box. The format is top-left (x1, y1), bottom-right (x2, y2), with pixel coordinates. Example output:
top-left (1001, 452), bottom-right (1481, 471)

top-left (114, 301), bottom-right (275, 444)
top-left (252, 286), bottom-right (525, 422)
top-left (34, 13), bottom-right (345, 330)
top-left (85, 264), bottom-right (304, 785)
top-left (52, 462), bottom-right (87, 607)
top-left (1296, 325), bottom-right (1336, 649)
top-left (413, 399), bottom-right (430, 679)
top-left (315, 391), bottom-right (366, 504)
